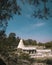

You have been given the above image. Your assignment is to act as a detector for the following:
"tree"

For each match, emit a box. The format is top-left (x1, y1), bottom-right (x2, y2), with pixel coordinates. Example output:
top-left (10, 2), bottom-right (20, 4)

top-left (0, 0), bottom-right (52, 33)
top-left (0, 32), bottom-right (7, 54)
top-left (45, 41), bottom-right (52, 49)
top-left (9, 33), bottom-right (16, 39)
top-left (21, 0), bottom-right (52, 19)
top-left (24, 39), bottom-right (37, 46)
top-left (7, 33), bottom-right (16, 49)
top-left (0, 0), bottom-right (21, 32)
top-left (38, 42), bottom-right (44, 46)
top-left (16, 37), bottom-right (20, 46)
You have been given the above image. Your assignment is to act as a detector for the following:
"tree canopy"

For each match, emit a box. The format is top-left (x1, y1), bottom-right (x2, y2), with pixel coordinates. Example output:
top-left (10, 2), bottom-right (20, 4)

top-left (0, 0), bottom-right (21, 32)
top-left (22, 0), bottom-right (52, 18)
top-left (0, 0), bottom-right (52, 33)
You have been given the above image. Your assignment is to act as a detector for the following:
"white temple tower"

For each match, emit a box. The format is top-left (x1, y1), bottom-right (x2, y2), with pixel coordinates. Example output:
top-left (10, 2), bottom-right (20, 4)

top-left (17, 39), bottom-right (24, 49)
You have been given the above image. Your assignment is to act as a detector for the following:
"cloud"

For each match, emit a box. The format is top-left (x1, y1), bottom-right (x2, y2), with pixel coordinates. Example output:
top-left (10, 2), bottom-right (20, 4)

top-left (25, 14), bottom-right (30, 18)
top-left (33, 22), bottom-right (45, 27)
top-left (22, 14), bottom-right (31, 19)
top-left (20, 22), bottom-right (46, 34)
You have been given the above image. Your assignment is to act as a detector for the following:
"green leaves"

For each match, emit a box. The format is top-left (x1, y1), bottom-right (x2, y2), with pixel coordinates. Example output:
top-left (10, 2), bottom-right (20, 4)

top-left (0, 0), bottom-right (21, 31)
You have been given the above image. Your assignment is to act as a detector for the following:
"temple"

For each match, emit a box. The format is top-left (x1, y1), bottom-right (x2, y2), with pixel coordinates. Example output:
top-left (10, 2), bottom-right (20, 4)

top-left (17, 39), bottom-right (52, 58)
top-left (17, 39), bottom-right (36, 54)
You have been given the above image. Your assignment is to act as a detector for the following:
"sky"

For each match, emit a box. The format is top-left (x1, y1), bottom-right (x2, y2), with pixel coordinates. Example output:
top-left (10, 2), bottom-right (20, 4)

top-left (6, 0), bottom-right (52, 43)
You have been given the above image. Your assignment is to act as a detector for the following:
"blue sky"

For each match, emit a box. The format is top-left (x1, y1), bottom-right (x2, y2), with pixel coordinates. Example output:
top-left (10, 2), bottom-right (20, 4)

top-left (6, 0), bottom-right (52, 43)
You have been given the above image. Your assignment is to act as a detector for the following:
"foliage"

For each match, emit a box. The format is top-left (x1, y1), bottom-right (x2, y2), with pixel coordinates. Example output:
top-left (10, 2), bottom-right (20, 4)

top-left (23, 39), bottom-right (37, 46)
top-left (45, 41), bottom-right (52, 49)
top-left (46, 59), bottom-right (52, 65)
top-left (0, 0), bottom-right (21, 32)
top-left (19, 52), bottom-right (30, 60)
top-left (38, 42), bottom-right (44, 46)
top-left (43, 59), bottom-right (52, 65)
top-left (21, 0), bottom-right (52, 19)
top-left (0, 51), bottom-right (32, 65)
top-left (17, 51), bottom-right (34, 64)
top-left (0, 0), bottom-right (52, 32)
top-left (0, 32), bottom-right (20, 55)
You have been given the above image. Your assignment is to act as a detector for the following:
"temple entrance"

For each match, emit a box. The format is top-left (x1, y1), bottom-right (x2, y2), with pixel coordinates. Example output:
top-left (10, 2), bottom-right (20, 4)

top-left (23, 49), bottom-right (36, 54)
top-left (29, 50), bottom-right (36, 54)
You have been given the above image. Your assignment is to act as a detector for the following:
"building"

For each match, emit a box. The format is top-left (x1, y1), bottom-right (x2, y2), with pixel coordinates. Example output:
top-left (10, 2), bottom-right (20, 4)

top-left (17, 39), bottom-right (52, 58)
top-left (17, 39), bottom-right (36, 54)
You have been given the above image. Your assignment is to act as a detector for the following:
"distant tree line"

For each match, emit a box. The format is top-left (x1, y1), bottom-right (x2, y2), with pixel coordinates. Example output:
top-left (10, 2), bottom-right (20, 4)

top-left (24, 40), bottom-right (52, 49)
top-left (0, 32), bottom-right (52, 54)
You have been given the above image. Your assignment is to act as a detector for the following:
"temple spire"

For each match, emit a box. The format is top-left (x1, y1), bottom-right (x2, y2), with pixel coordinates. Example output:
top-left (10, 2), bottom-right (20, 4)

top-left (17, 39), bottom-right (24, 49)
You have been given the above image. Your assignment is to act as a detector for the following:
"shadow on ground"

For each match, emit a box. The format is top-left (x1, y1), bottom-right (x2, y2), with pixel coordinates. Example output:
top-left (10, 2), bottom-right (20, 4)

top-left (0, 58), bottom-right (6, 65)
